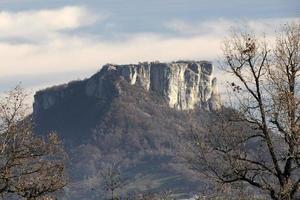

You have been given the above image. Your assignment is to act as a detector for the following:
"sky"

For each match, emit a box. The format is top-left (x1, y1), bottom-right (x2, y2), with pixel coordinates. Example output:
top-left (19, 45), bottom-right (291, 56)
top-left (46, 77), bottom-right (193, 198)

top-left (0, 0), bottom-right (299, 102)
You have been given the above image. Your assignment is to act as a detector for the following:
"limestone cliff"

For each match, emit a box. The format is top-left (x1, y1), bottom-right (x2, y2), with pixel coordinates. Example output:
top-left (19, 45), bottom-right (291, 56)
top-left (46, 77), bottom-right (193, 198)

top-left (34, 61), bottom-right (221, 114)
top-left (32, 61), bottom-right (222, 196)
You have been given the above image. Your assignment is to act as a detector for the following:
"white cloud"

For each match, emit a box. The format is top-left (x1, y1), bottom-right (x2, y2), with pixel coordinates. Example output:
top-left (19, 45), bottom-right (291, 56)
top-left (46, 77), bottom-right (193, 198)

top-left (0, 6), bottom-right (298, 84)
top-left (0, 6), bottom-right (102, 40)
top-left (0, 33), bottom-right (222, 77)
top-left (165, 18), bottom-right (235, 36)
top-left (165, 17), bottom-right (300, 36)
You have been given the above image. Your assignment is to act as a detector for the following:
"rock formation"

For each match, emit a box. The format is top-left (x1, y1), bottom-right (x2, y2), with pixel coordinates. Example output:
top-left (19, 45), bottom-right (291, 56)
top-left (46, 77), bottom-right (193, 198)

top-left (34, 61), bottom-right (221, 114)
top-left (32, 61), bottom-right (222, 198)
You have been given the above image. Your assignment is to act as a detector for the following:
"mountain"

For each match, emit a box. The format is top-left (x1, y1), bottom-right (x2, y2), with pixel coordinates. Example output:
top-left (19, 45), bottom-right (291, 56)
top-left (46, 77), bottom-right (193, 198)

top-left (32, 61), bottom-right (221, 199)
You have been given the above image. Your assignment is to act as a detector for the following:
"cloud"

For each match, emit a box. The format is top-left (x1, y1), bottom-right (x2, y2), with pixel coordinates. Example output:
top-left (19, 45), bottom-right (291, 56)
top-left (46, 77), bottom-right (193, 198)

top-left (0, 6), bottom-right (298, 86)
top-left (0, 33), bottom-right (222, 77)
top-left (165, 19), bottom-right (235, 36)
top-left (0, 6), bottom-right (103, 41)
top-left (165, 17), bottom-right (300, 36)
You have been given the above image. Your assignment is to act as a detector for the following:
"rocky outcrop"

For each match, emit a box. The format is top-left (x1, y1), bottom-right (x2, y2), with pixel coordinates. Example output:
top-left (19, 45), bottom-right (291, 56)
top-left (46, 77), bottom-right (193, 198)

top-left (32, 61), bottom-right (222, 198)
top-left (34, 61), bottom-right (221, 114)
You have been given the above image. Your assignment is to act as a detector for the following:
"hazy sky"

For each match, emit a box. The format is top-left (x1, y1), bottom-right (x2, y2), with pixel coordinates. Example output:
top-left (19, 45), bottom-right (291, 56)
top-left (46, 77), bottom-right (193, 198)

top-left (0, 0), bottom-right (299, 98)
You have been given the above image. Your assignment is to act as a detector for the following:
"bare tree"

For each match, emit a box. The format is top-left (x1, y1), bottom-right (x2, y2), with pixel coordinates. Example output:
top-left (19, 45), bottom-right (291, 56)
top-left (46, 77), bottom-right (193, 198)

top-left (184, 23), bottom-right (300, 200)
top-left (0, 85), bottom-right (67, 200)
top-left (101, 161), bottom-right (125, 200)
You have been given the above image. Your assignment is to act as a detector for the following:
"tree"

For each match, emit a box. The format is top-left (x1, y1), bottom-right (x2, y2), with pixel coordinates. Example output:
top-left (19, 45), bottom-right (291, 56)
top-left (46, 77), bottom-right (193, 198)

top-left (101, 161), bottom-right (125, 200)
top-left (0, 85), bottom-right (67, 199)
top-left (184, 23), bottom-right (300, 200)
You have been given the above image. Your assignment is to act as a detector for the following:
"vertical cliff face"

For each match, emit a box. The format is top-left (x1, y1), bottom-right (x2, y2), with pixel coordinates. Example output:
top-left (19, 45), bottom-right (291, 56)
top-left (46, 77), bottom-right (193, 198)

top-left (34, 61), bottom-right (221, 115)
top-left (32, 61), bottom-right (221, 197)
